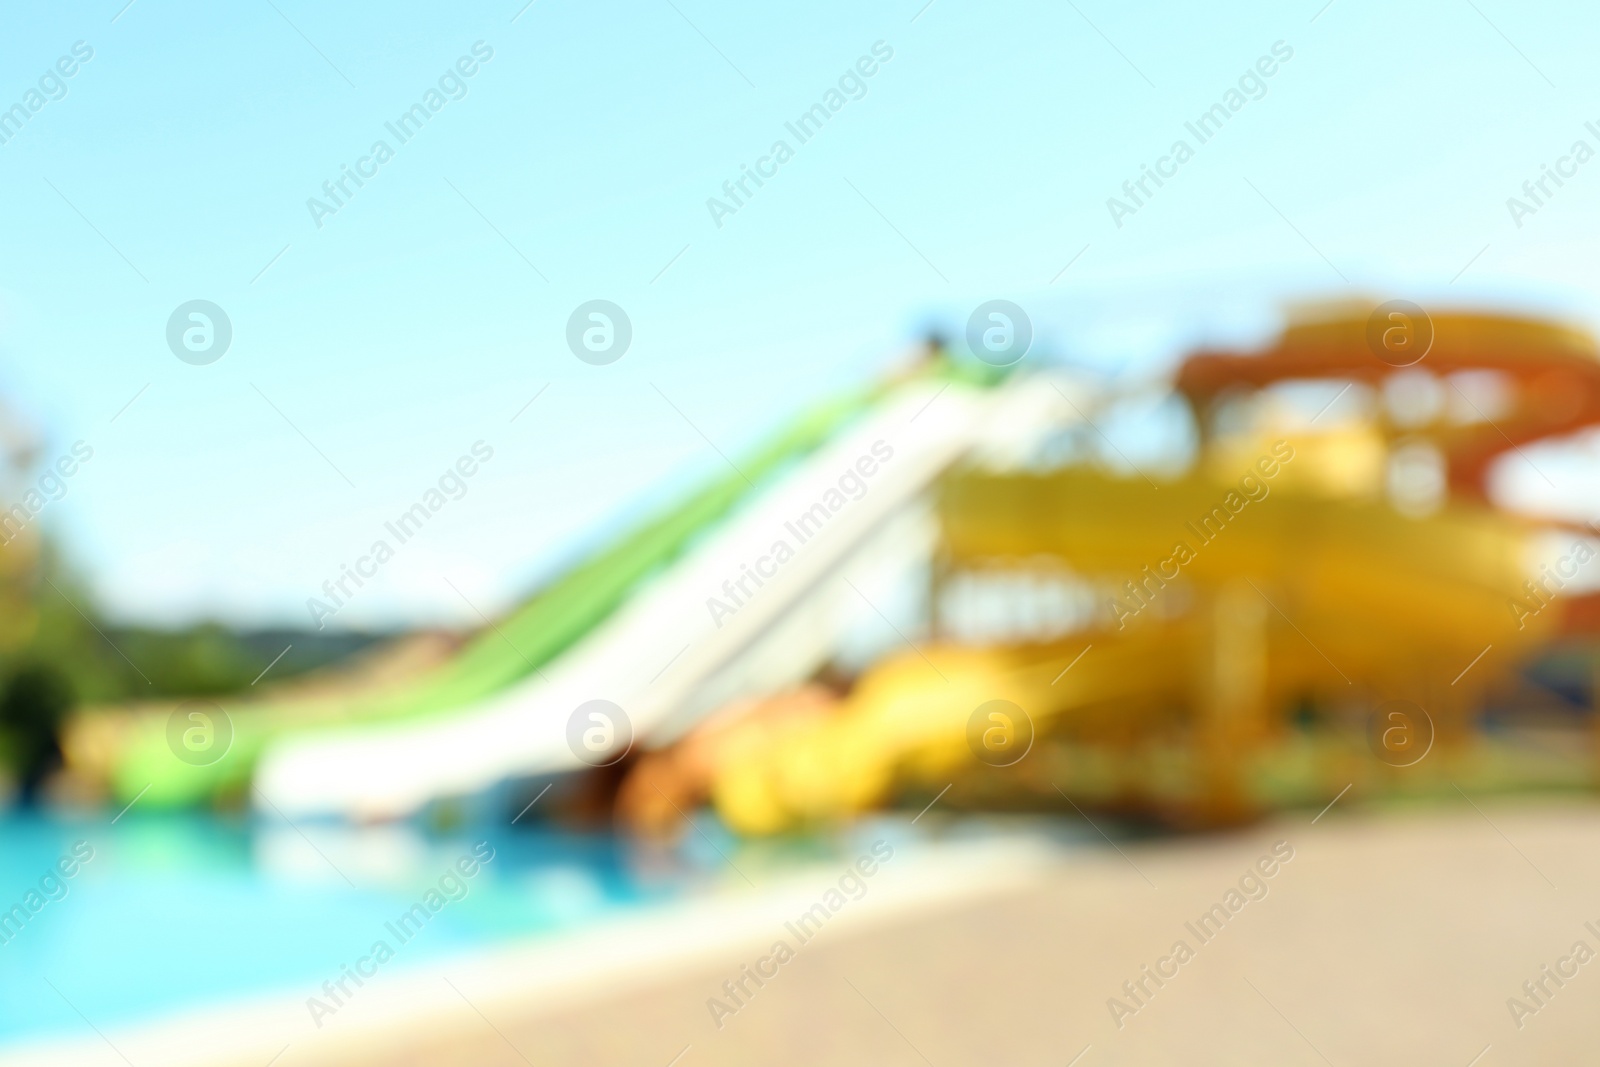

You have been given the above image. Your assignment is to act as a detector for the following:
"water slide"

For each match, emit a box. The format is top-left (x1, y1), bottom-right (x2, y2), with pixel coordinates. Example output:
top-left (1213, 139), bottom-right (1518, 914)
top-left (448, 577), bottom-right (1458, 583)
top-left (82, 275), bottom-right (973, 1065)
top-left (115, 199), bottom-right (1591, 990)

top-left (1177, 311), bottom-right (1600, 501)
top-left (105, 375), bottom-right (901, 807)
top-left (120, 309), bottom-right (1594, 827)
top-left (245, 369), bottom-right (1075, 819)
top-left (706, 465), bottom-right (1554, 833)
top-left (700, 308), bottom-right (1600, 833)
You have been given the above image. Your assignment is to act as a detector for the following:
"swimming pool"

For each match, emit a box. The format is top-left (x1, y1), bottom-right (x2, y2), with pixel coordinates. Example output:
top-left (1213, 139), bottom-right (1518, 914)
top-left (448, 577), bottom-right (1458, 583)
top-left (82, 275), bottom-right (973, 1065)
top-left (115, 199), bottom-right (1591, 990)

top-left (0, 808), bottom-right (721, 1045)
top-left (0, 801), bottom-right (1100, 1055)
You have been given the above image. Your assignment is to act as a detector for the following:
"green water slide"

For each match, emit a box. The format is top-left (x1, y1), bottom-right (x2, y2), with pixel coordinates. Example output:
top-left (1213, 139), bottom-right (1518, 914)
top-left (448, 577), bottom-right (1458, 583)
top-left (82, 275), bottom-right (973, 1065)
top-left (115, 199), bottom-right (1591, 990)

top-left (111, 382), bottom-right (896, 807)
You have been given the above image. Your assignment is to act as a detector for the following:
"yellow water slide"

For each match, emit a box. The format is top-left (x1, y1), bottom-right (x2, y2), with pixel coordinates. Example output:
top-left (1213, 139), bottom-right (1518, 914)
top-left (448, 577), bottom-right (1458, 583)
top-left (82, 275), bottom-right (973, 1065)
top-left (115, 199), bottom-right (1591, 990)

top-left (709, 455), bottom-right (1552, 834)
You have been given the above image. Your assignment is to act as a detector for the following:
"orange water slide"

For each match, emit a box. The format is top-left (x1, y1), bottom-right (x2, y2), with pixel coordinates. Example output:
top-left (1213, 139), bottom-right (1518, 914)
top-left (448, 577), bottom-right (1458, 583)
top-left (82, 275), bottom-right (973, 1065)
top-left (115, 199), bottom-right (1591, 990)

top-left (1178, 310), bottom-right (1600, 501)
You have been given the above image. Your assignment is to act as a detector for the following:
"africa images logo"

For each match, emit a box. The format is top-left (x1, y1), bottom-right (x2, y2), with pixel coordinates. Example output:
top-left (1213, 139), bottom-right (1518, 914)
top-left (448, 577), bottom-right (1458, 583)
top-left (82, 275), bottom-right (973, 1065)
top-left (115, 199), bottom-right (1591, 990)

top-left (166, 300), bottom-right (232, 365)
top-left (1106, 40), bottom-right (1293, 229)
top-left (706, 41), bottom-right (894, 230)
top-left (704, 440), bottom-right (894, 628)
top-left (305, 42), bottom-right (495, 230)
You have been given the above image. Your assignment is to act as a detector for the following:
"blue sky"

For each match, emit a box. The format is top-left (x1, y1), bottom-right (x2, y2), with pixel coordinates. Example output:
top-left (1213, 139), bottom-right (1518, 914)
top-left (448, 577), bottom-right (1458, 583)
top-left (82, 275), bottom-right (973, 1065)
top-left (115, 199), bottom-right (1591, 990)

top-left (2, 0), bottom-right (1598, 629)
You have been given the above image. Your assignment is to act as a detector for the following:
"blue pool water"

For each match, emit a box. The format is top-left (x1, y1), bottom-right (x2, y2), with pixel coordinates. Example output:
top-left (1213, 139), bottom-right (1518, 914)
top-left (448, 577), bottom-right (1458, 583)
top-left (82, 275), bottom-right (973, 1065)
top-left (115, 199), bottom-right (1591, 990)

top-left (0, 808), bottom-right (738, 1045)
top-left (0, 806), bottom-right (1092, 1048)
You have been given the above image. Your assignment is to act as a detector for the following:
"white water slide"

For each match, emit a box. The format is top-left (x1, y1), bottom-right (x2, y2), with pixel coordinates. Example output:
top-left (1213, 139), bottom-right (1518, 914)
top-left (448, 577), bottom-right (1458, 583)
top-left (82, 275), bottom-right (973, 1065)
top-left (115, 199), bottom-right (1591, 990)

top-left (254, 374), bottom-right (1079, 820)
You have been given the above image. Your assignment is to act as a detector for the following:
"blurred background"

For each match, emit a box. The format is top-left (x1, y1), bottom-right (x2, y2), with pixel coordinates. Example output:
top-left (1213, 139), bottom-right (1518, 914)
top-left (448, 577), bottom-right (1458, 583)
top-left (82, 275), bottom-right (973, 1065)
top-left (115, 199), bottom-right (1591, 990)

top-left (5, 1), bottom-right (1600, 1064)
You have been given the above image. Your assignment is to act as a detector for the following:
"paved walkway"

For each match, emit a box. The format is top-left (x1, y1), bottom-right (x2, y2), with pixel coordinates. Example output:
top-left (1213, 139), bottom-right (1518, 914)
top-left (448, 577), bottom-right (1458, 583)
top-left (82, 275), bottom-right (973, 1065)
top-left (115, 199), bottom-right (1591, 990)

top-left (297, 798), bottom-right (1600, 1067)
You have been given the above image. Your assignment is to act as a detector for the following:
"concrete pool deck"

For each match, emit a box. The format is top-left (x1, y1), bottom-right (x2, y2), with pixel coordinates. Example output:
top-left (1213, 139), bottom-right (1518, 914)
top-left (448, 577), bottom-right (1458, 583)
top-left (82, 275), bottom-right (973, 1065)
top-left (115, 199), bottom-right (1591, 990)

top-left (8, 799), bottom-right (1600, 1066)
